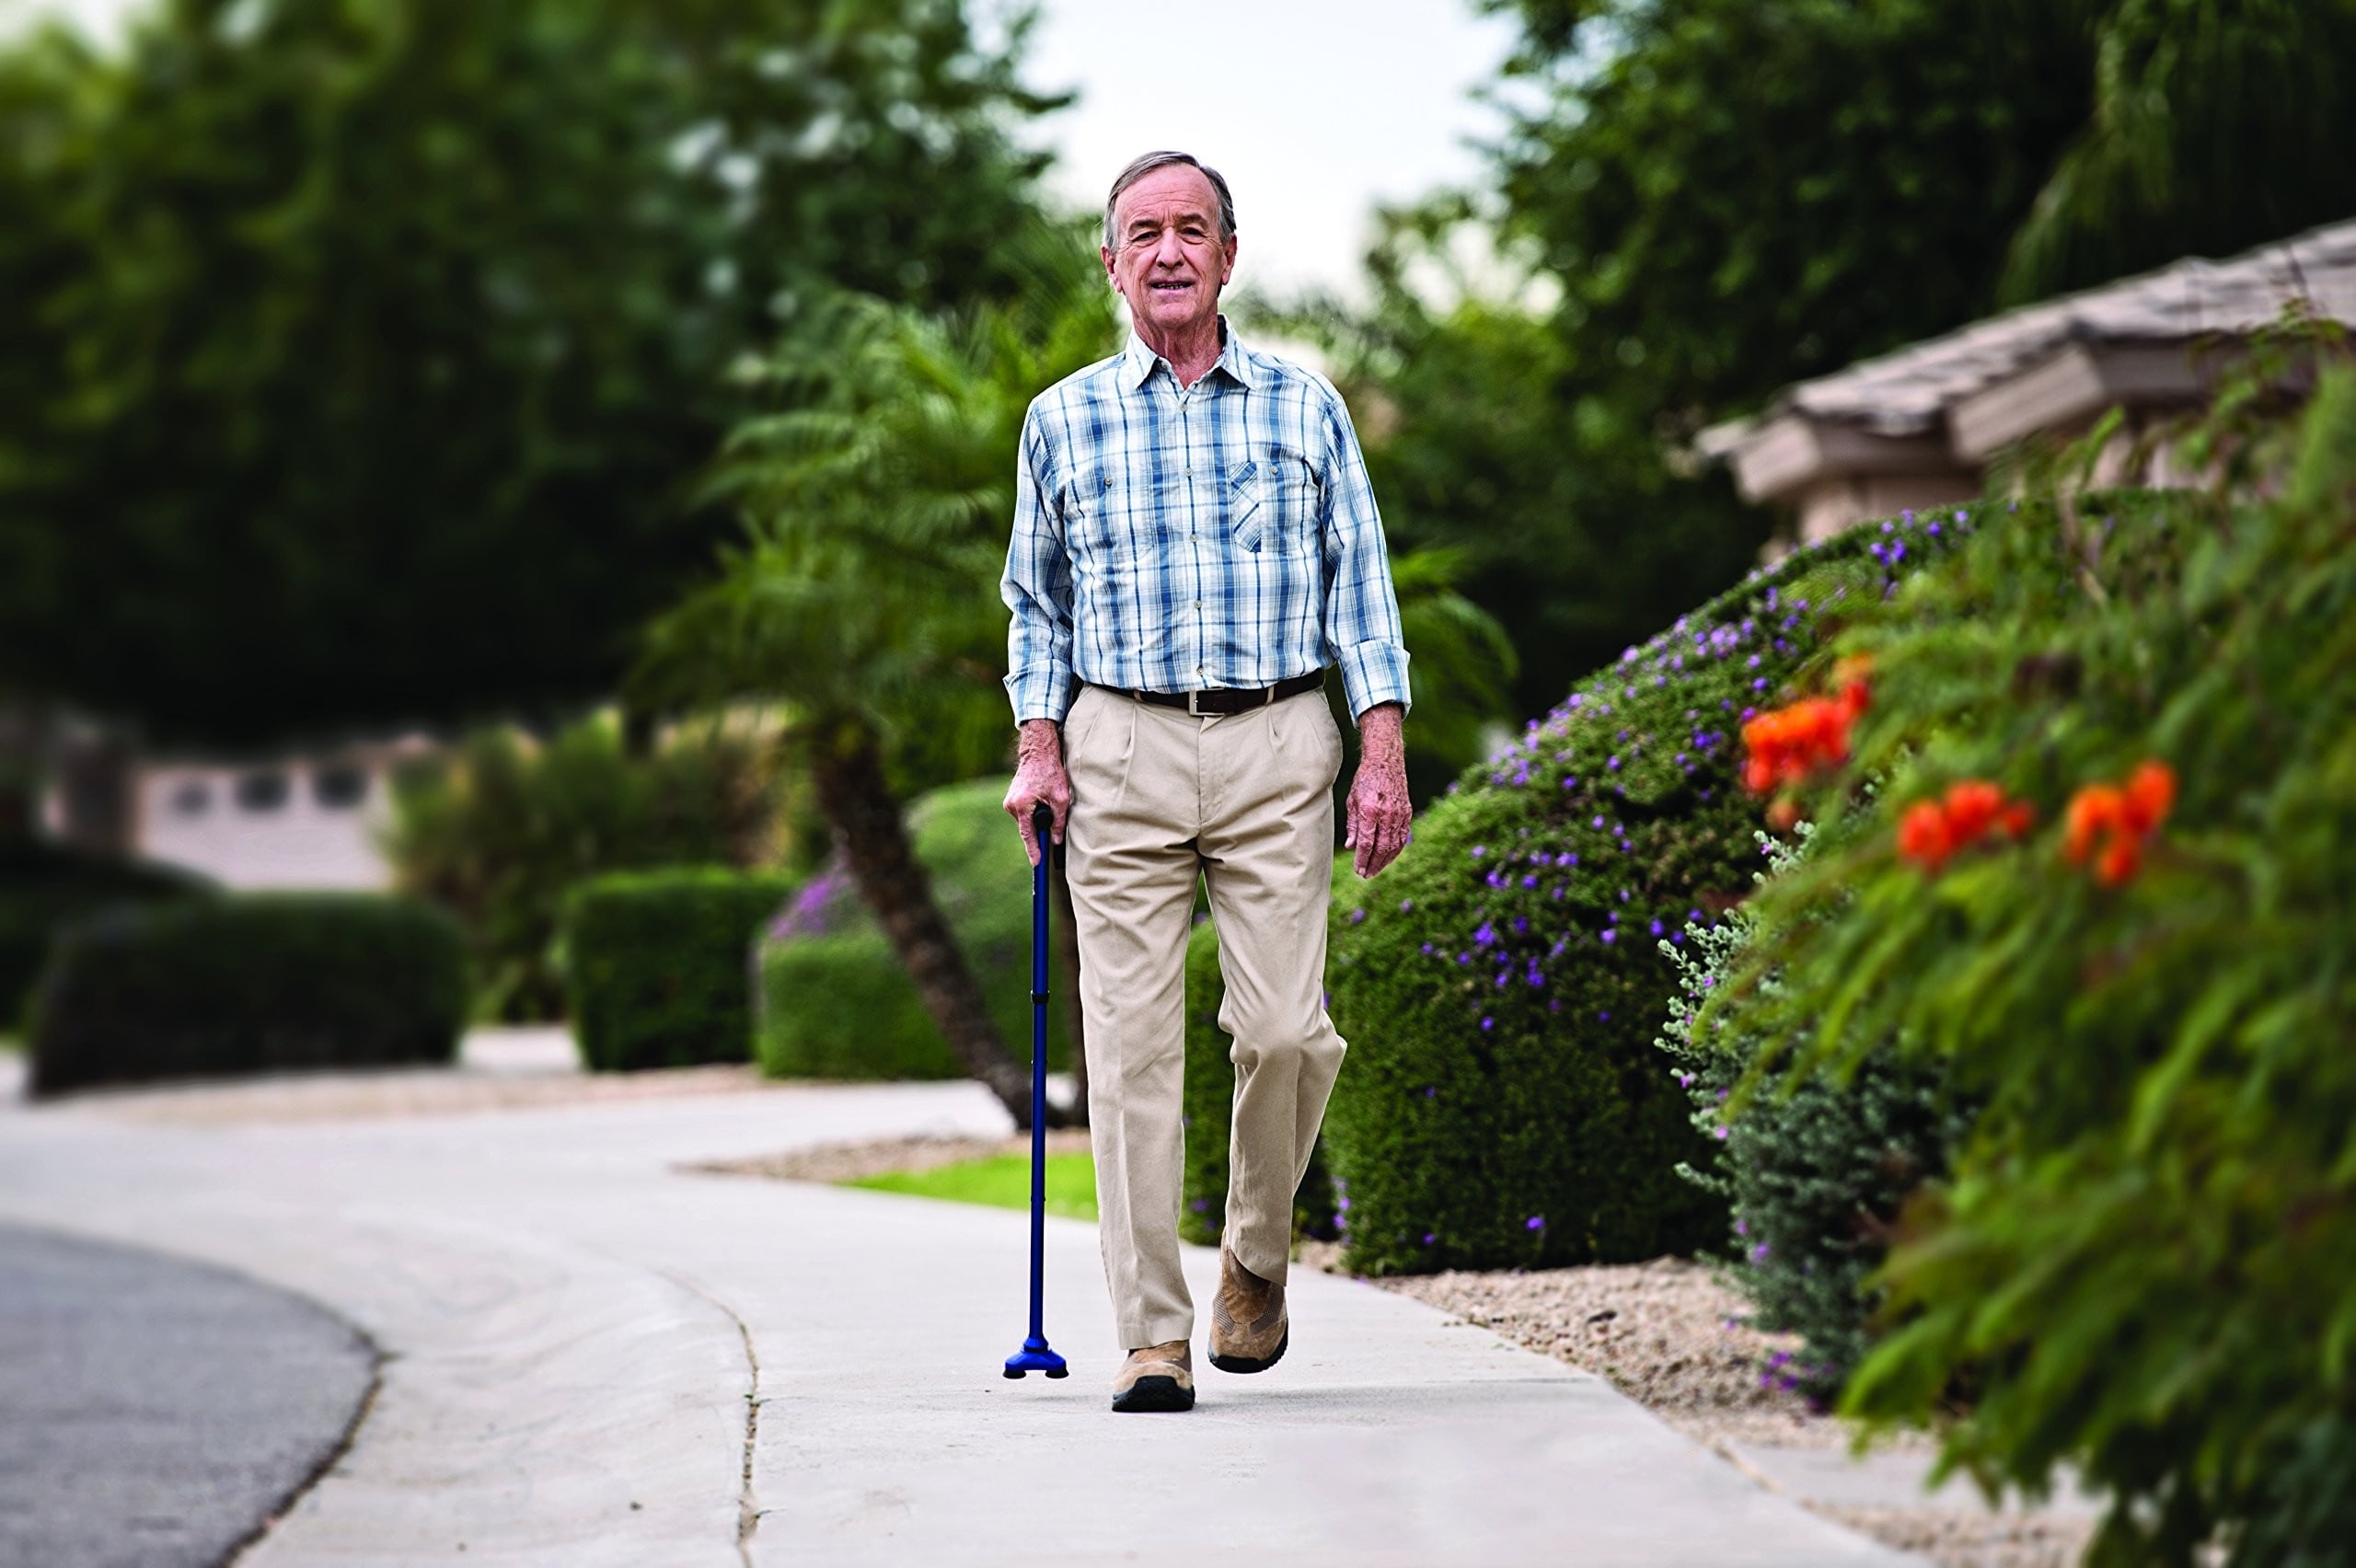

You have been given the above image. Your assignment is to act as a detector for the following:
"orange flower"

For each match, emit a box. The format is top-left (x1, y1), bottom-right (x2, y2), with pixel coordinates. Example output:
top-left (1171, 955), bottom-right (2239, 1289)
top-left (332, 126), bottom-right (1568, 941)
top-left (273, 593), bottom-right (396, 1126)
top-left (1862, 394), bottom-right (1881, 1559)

top-left (1899, 778), bottom-right (2035, 873)
top-left (1740, 687), bottom-right (1865, 796)
top-left (2064, 784), bottom-right (2125, 864)
top-left (2062, 759), bottom-right (2173, 885)
top-left (1897, 801), bottom-right (1956, 870)
top-left (1942, 780), bottom-right (2005, 842)
top-left (2123, 761), bottom-right (2176, 836)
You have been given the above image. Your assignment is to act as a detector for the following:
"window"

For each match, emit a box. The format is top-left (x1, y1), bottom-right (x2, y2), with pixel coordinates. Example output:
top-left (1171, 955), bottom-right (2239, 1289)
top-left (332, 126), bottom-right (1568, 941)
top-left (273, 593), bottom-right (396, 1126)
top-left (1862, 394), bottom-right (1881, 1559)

top-left (312, 766), bottom-right (369, 810)
top-left (234, 771), bottom-right (290, 812)
top-left (169, 780), bottom-right (211, 816)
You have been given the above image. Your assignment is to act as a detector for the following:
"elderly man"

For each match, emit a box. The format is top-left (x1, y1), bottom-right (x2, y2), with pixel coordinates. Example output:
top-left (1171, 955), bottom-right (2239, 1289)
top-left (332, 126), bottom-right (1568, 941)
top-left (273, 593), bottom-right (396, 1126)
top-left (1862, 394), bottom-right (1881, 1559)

top-left (1001, 150), bottom-right (1413, 1414)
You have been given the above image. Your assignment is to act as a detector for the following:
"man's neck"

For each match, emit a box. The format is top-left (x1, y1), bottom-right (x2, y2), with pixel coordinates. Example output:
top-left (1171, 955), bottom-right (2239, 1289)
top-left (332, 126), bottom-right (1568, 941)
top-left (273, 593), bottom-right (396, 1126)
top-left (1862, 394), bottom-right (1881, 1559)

top-left (1136, 316), bottom-right (1224, 388)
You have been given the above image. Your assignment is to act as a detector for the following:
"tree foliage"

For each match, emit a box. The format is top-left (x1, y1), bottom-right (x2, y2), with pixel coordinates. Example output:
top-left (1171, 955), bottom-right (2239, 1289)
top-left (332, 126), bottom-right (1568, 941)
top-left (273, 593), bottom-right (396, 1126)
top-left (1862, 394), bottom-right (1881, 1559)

top-left (1711, 328), bottom-right (2356, 1563)
top-left (0, 0), bottom-right (1059, 747)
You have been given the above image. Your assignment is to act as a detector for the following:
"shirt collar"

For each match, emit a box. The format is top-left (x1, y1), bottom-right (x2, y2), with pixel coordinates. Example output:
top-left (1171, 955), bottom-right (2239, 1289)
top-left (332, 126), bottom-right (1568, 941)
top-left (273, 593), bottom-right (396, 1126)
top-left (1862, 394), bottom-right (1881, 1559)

top-left (1120, 314), bottom-right (1259, 391)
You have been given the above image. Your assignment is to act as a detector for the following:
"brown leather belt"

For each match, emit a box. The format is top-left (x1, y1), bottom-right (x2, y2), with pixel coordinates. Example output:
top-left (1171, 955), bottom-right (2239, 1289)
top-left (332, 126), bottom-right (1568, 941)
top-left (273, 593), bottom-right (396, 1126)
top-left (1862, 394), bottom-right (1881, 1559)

top-left (1100, 671), bottom-right (1324, 716)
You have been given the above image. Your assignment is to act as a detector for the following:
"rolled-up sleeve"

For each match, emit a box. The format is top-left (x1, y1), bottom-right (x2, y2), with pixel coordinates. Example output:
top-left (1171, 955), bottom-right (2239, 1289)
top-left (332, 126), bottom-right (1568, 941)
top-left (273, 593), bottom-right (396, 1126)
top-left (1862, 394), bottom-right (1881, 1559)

top-left (1316, 383), bottom-right (1413, 720)
top-left (1001, 403), bottom-right (1076, 724)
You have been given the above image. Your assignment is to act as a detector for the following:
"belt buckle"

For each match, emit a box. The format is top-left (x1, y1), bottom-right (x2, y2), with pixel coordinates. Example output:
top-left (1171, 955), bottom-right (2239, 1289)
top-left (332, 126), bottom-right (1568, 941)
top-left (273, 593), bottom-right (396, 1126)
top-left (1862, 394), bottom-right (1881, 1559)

top-left (1187, 689), bottom-right (1208, 717)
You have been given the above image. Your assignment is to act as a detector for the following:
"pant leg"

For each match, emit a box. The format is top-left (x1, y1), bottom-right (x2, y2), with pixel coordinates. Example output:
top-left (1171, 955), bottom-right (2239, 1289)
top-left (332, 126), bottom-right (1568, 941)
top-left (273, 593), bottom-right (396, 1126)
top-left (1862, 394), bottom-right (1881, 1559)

top-left (1198, 689), bottom-right (1347, 1286)
top-left (1063, 686), bottom-right (1203, 1350)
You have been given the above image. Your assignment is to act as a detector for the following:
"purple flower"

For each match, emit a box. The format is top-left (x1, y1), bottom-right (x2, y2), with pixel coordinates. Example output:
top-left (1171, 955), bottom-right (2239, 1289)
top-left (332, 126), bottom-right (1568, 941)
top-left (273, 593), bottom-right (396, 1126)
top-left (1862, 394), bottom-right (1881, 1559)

top-left (1525, 1216), bottom-right (1545, 1231)
top-left (1347, 907), bottom-right (1366, 925)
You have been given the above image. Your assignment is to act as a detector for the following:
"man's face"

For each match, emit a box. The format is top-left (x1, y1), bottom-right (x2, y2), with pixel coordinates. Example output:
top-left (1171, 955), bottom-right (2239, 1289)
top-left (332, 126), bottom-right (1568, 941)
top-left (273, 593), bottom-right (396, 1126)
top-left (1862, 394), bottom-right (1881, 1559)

top-left (1103, 164), bottom-right (1236, 341)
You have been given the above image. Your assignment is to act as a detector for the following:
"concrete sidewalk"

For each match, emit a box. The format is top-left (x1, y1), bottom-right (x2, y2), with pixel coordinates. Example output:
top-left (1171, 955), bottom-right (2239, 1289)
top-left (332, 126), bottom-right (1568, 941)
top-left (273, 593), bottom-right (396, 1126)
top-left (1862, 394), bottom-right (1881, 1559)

top-left (0, 1074), bottom-right (1920, 1567)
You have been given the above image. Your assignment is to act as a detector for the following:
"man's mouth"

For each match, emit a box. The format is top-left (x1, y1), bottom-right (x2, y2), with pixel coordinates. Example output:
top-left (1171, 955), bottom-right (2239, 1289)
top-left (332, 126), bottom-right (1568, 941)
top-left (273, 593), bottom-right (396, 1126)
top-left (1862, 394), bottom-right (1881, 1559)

top-left (1149, 280), bottom-right (1194, 293)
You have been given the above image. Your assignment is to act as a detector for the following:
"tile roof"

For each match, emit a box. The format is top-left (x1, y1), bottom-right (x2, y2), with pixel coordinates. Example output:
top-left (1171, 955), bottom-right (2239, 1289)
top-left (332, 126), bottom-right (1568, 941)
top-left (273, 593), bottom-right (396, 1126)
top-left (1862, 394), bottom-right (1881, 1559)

top-left (1701, 217), bottom-right (2356, 452)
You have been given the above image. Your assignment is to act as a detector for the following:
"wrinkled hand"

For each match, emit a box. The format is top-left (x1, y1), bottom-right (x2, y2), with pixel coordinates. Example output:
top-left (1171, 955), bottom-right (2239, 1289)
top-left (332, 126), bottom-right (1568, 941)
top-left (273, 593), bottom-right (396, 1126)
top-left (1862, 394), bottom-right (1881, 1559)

top-left (1003, 718), bottom-right (1072, 867)
top-left (1345, 702), bottom-right (1412, 878)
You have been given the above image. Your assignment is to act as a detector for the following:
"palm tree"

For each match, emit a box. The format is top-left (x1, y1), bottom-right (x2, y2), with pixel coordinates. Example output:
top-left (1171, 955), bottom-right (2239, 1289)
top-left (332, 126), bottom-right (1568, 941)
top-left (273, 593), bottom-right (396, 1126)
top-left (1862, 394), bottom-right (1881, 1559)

top-left (635, 251), bottom-right (1112, 1127)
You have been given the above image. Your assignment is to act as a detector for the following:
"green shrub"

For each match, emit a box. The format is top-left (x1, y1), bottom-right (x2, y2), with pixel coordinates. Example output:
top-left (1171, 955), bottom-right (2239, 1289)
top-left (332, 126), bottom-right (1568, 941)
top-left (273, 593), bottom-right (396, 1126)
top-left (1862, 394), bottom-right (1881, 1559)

top-left (1179, 914), bottom-right (1339, 1249)
top-left (385, 712), bottom-right (794, 1021)
top-left (1658, 822), bottom-right (1972, 1406)
top-left (0, 842), bottom-right (212, 1028)
top-left (1715, 352), bottom-right (2356, 1560)
top-left (560, 867), bottom-right (798, 1071)
top-left (27, 894), bottom-right (466, 1095)
top-left (756, 778), bottom-right (1071, 1079)
top-left (1325, 510), bottom-right (1974, 1275)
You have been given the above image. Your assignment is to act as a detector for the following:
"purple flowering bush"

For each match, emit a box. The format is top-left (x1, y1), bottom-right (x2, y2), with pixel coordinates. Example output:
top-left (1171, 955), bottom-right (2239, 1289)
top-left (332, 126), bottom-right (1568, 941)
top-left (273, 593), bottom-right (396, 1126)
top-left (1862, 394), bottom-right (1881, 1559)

top-left (1323, 509), bottom-right (1972, 1274)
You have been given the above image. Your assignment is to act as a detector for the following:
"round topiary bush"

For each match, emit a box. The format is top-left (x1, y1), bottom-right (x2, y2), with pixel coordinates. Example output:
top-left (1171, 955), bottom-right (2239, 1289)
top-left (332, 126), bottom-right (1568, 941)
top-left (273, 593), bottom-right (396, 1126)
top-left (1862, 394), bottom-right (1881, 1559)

top-left (0, 842), bottom-right (212, 1029)
top-left (1325, 508), bottom-right (1975, 1274)
top-left (28, 894), bottom-right (467, 1095)
top-left (560, 867), bottom-right (800, 1071)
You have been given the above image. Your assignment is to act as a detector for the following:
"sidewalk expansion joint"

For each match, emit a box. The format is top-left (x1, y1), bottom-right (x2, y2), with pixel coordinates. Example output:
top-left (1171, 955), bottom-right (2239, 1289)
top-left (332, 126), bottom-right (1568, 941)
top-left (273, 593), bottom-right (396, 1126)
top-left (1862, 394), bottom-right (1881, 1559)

top-left (654, 1265), bottom-right (762, 1565)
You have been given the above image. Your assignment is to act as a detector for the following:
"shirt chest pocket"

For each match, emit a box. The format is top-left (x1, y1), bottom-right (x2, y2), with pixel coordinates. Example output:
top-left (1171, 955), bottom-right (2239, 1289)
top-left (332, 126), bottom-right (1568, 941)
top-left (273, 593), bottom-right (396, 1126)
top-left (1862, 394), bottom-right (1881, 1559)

top-left (1227, 454), bottom-right (1321, 557)
top-left (1068, 466), bottom-right (1161, 556)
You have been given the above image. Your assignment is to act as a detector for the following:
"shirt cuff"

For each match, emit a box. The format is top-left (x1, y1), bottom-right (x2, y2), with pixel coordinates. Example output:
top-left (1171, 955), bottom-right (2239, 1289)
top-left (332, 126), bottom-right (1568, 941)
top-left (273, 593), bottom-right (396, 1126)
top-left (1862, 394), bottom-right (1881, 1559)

top-left (1335, 642), bottom-right (1412, 721)
top-left (1006, 666), bottom-right (1077, 726)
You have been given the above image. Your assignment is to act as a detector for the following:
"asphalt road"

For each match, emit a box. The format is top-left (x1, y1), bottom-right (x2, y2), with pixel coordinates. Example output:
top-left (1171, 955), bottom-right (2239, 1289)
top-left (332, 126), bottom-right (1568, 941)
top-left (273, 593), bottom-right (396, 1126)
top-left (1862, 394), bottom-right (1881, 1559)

top-left (0, 1223), bottom-right (376, 1568)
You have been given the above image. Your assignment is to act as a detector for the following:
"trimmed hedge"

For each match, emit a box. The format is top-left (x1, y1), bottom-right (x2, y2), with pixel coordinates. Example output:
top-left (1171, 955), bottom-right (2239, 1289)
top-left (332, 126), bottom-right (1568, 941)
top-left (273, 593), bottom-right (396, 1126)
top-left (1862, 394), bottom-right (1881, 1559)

top-left (28, 894), bottom-right (466, 1095)
top-left (560, 867), bottom-right (798, 1071)
top-left (1, 842), bottom-right (211, 1028)
top-left (1325, 509), bottom-right (1972, 1274)
top-left (756, 779), bottom-right (1072, 1079)
top-left (1179, 914), bottom-right (1339, 1249)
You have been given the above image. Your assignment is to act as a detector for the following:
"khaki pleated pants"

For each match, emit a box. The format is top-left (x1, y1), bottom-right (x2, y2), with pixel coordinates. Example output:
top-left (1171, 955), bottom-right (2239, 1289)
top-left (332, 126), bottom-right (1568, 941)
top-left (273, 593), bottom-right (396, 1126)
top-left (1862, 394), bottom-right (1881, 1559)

top-left (1062, 682), bottom-right (1349, 1351)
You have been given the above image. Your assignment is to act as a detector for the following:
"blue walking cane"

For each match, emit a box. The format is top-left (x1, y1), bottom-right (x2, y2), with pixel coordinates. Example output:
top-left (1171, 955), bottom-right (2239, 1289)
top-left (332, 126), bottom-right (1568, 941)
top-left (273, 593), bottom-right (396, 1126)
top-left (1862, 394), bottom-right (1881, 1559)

top-left (1003, 802), bottom-right (1070, 1380)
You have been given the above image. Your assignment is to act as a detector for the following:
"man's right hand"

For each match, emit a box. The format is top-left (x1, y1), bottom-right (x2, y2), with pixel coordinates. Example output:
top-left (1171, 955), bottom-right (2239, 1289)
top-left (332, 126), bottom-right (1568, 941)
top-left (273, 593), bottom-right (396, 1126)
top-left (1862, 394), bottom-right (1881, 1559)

top-left (1004, 718), bottom-right (1072, 867)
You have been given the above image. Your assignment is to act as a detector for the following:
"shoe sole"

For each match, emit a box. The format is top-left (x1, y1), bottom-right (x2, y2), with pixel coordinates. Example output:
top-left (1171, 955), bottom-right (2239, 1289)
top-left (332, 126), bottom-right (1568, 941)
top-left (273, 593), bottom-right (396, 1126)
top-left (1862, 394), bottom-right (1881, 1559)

top-left (1110, 1375), bottom-right (1195, 1412)
top-left (1207, 1325), bottom-right (1288, 1376)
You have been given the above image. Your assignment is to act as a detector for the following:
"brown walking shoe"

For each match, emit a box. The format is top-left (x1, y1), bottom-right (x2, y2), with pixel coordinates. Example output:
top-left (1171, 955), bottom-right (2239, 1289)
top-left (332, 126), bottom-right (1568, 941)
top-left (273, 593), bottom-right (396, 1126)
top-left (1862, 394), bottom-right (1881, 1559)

top-left (1207, 1248), bottom-right (1288, 1374)
top-left (1110, 1340), bottom-right (1195, 1412)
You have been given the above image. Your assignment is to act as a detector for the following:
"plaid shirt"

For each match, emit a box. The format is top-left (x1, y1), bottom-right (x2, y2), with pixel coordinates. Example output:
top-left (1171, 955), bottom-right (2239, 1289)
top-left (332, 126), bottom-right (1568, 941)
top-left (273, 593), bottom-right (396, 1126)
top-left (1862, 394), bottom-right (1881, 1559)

top-left (1000, 319), bottom-right (1412, 726)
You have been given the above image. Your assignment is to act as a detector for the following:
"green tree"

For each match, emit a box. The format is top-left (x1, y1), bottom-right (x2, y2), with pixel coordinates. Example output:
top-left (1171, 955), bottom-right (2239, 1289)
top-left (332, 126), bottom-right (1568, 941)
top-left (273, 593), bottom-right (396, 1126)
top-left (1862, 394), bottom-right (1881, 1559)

top-left (634, 264), bottom-right (1113, 1126)
top-left (1257, 206), bottom-right (1762, 726)
top-left (0, 0), bottom-right (1059, 755)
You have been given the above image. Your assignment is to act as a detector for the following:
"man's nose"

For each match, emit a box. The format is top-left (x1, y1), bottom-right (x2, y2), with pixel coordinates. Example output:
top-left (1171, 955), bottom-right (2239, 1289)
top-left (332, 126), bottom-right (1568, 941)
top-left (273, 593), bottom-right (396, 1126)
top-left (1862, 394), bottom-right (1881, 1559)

top-left (1151, 228), bottom-right (1187, 267)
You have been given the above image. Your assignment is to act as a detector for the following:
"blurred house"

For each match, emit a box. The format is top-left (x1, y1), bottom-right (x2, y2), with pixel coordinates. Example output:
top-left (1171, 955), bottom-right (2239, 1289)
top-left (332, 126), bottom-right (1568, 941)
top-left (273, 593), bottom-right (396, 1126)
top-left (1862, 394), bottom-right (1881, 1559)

top-left (1699, 218), bottom-right (2356, 545)
top-left (42, 732), bottom-right (433, 890)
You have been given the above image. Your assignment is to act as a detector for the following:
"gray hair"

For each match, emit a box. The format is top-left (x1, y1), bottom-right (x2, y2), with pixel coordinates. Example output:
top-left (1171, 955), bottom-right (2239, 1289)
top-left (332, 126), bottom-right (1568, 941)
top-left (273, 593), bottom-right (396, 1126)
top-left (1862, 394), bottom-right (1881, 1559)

top-left (1103, 151), bottom-right (1236, 250)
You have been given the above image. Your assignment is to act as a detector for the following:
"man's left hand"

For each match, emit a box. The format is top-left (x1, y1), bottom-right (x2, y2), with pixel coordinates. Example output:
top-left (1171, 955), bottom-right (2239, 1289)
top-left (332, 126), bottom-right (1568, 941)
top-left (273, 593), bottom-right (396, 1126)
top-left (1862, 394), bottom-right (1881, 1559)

top-left (1345, 702), bottom-right (1412, 879)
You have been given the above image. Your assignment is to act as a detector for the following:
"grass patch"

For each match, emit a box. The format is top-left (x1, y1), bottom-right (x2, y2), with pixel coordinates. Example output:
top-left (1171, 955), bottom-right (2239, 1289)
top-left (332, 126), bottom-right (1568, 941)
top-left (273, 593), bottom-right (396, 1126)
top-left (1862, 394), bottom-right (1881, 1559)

top-left (845, 1151), bottom-right (1097, 1222)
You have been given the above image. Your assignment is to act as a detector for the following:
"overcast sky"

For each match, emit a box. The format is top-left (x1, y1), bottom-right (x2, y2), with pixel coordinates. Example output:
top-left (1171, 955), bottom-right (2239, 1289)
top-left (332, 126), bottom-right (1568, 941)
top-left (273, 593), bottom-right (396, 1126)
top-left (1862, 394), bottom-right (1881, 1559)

top-left (3, 0), bottom-right (1522, 297)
